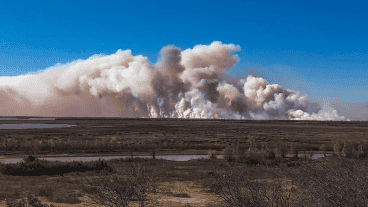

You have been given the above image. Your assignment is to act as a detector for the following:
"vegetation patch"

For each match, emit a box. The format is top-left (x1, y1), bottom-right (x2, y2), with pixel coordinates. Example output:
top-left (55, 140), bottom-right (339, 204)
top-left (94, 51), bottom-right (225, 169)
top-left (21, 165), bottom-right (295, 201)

top-left (0, 156), bottom-right (113, 176)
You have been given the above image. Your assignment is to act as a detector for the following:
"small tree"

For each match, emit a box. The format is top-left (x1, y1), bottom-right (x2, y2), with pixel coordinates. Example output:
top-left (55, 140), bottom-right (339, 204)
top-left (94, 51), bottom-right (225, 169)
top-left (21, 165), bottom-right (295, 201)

top-left (352, 144), bottom-right (364, 159)
top-left (211, 168), bottom-right (301, 207)
top-left (259, 143), bottom-right (273, 160)
top-left (208, 150), bottom-right (218, 159)
top-left (290, 142), bottom-right (299, 159)
top-left (289, 158), bottom-right (368, 206)
top-left (6, 194), bottom-right (57, 207)
top-left (357, 144), bottom-right (365, 158)
top-left (223, 146), bottom-right (235, 162)
top-left (85, 163), bottom-right (157, 207)
top-left (307, 150), bottom-right (314, 160)
top-left (264, 143), bottom-right (276, 159)
top-left (334, 142), bottom-right (342, 157)
top-left (274, 141), bottom-right (287, 159)
top-left (150, 143), bottom-right (158, 160)
top-left (86, 175), bottom-right (133, 207)
top-left (342, 141), bottom-right (353, 158)
top-left (359, 141), bottom-right (368, 158)
top-left (319, 144), bottom-right (327, 157)
top-left (23, 155), bottom-right (37, 163)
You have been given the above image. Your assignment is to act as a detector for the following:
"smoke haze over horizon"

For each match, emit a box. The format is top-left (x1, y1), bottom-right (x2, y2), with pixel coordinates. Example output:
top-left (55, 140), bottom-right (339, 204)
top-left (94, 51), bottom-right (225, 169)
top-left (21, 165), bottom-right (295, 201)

top-left (0, 41), bottom-right (350, 121)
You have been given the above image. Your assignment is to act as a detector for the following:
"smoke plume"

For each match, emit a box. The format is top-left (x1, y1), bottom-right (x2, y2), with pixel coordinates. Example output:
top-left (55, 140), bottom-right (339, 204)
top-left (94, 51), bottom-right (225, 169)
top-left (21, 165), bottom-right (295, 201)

top-left (0, 41), bottom-right (349, 121)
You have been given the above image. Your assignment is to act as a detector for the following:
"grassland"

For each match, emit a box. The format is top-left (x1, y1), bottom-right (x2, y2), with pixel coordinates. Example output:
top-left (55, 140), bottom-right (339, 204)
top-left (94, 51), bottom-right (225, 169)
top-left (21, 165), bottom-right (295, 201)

top-left (0, 118), bottom-right (367, 206)
top-left (0, 118), bottom-right (367, 157)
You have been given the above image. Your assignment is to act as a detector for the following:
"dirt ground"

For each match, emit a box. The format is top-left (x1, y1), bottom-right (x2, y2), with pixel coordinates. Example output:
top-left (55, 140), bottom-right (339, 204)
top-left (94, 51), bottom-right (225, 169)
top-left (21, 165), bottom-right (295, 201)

top-left (0, 181), bottom-right (220, 207)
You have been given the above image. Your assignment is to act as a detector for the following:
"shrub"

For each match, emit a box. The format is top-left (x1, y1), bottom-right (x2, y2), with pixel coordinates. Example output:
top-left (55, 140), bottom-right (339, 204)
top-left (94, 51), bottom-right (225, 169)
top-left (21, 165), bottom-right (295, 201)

top-left (307, 150), bottom-right (314, 160)
top-left (289, 158), bottom-right (368, 206)
top-left (222, 146), bottom-right (235, 162)
top-left (0, 159), bottom-right (114, 176)
top-left (211, 168), bottom-right (300, 207)
top-left (52, 195), bottom-right (81, 204)
top-left (333, 142), bottom-right (342, 157)
top-left (351, 144), bottom-right (365, 159)
top-left (342, 141), bottom-right (353, 158)
top-left (207, 150), bottom-right (218, 159)
top-left (263, 144), bottom-right (276, 160)
top-left (319, 144), bottom-right (327, 157)
top-left (85, 163), bottom-right (157, 207)
top-left (258, 148), bottom-right (271, 160)
top-left (6, 194), bottom-right (58, 207)
top-left (38, 185), bottom-right (54, 198)
top-left (359, 141), bottom-right (368, 157)
top-left (274, 142), bottom-right (287, 158)
top-left (290, 142), bottom-right (299, 159)
top-left (356, 144), bottom-right (365, 158)
top-left (23, 155), bottom-right (37, 163)
top-left (213, 158), bottom-right (368, 207)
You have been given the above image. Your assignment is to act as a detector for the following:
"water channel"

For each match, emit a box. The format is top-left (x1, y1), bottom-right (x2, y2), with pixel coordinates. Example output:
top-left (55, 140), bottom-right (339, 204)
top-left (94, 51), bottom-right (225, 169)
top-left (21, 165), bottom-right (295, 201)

top-left (0, 118), bottom-right (55, 120)
top-left (0, 124), bottom-right (75, 129)
top-left (0, 153), bottom-right (332, 164)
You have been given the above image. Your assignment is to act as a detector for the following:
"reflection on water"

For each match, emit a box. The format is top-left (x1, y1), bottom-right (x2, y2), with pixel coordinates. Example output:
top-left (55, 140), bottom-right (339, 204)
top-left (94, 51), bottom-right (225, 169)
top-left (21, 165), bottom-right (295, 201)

top-left (28, 118), bottom-right (55, 120)
top-left (0, 155), bottom-right (222, 164)
top-left (0, 124), bottom-right (74, 129)
top-left (0, 154), bottom-right (333, 164)
top-left (285, 153), bottom-right (333, 160)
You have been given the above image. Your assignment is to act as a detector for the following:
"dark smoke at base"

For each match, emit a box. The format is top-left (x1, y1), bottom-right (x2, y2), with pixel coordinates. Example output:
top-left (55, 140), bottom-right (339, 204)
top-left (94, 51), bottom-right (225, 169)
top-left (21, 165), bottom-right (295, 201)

top-left (0, 41), bottom-right (349, 121)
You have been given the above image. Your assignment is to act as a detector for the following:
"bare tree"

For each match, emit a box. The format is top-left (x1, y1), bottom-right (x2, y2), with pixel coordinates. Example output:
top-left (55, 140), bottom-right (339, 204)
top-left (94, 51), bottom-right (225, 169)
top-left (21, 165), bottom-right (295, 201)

top-left (86, 174), bottom-right (134, 207)
top-left (85, 163), bottom-right (157, 207)
top-left (127, 163), bottom-right (158, 207)
top-left (211, 168), bottom-right (301, 207)
top-left (284, 158), bottom-right (368, 207)
top-left (211, 157), bottom-right (368, 207)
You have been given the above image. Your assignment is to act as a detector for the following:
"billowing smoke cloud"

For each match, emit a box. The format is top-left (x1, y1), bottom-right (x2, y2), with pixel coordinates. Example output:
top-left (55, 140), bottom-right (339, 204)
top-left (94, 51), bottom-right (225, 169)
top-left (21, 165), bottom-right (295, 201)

top-left (0, 41), bottom-right (349, 121)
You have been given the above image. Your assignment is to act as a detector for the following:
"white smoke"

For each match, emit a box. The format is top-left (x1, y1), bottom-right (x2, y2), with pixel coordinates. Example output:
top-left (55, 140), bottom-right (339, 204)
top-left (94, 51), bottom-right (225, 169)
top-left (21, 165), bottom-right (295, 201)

top-left (0, 41), bottom-right (349, 121)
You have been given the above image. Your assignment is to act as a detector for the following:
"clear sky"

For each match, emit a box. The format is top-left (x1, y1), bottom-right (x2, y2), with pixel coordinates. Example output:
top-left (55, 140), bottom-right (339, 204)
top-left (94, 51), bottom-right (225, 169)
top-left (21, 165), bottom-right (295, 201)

top-left (0, 0), bottom-right (367, 120)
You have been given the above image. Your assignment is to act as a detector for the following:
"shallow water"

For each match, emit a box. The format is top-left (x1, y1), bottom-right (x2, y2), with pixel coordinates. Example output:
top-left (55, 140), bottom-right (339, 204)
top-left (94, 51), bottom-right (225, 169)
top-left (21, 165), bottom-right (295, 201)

top-left (0, 155), bottom-right (223, 164)
top-left (0, 154), bottom-right (332, 164)
top-left (285, 153), bottom-right (333, 160)
top-left (0, 124), bottom-right (74, 129)
top-left (0, 118), bottom-right (55, 120)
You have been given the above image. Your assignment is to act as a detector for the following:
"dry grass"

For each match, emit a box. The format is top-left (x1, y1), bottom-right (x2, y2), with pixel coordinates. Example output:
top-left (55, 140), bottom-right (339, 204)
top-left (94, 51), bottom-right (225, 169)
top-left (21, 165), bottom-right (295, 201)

top-left (0, 119), bottom-right (367, 206)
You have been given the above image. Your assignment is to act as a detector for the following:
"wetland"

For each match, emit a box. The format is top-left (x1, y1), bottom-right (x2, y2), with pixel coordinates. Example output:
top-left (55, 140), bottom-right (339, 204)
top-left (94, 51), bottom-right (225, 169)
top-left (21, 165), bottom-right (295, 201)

top-left (0, 117), bottom-right (367, 206)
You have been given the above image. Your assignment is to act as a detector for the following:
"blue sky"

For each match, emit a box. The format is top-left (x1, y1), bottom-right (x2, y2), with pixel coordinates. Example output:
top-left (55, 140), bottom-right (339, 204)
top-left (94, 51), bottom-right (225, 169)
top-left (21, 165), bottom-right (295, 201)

top-left (0, 0), bottom-right (367, 120)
